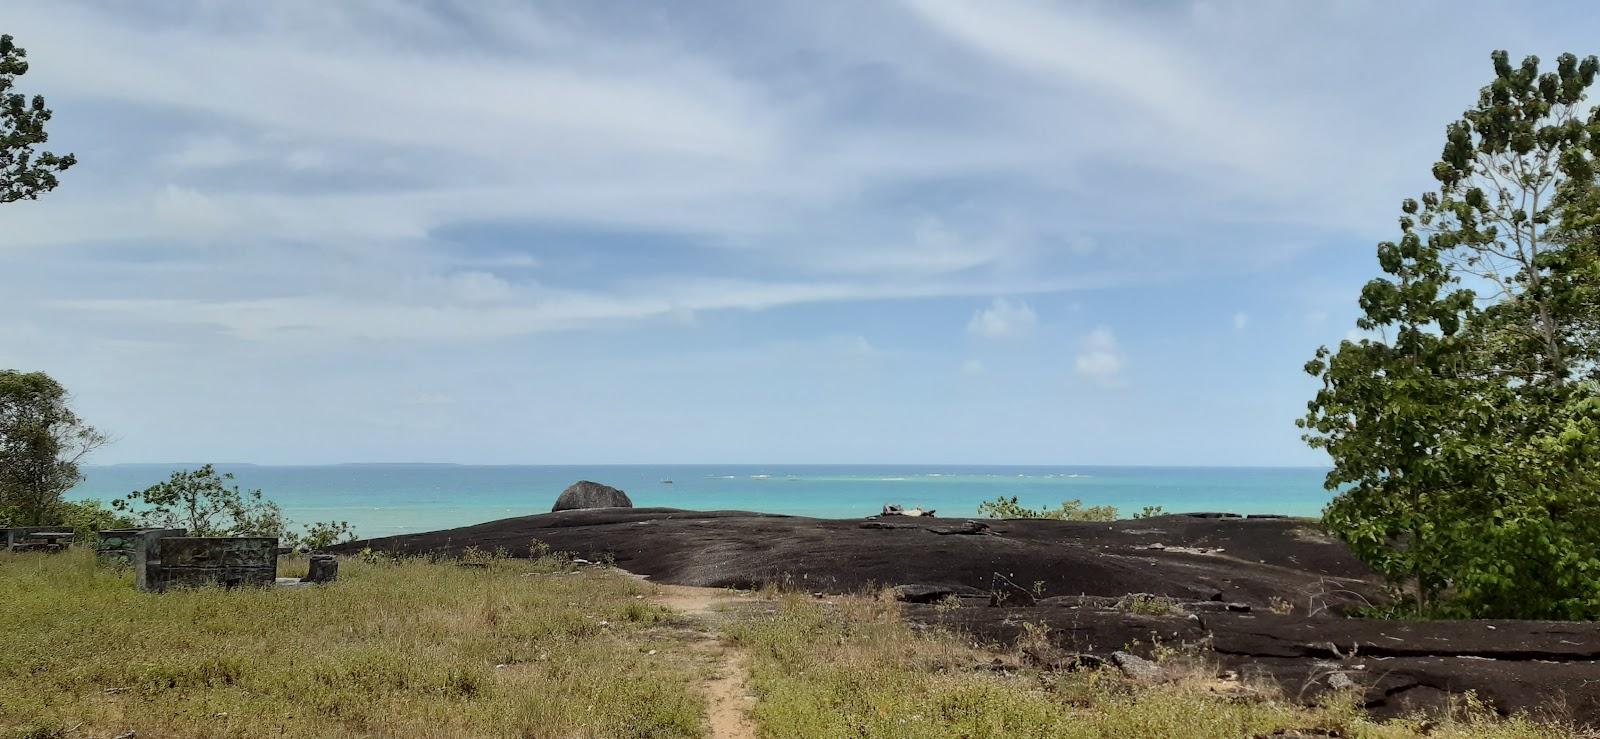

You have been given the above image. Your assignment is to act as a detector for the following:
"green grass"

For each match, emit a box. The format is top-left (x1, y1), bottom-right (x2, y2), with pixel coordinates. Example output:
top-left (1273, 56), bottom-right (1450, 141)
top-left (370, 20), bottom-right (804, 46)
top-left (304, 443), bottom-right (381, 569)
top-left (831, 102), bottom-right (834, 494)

top-left (0, 549), bottom-right (703, 738)
top-left (3, 549), bottom-right (1587, 738)
top-left (727, 593), bottom-right (1580, 739)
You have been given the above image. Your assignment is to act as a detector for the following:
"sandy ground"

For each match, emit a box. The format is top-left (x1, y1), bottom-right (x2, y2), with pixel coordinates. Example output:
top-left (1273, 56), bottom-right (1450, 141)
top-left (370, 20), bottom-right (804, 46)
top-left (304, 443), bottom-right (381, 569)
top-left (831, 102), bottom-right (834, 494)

top-left (650, 583), bottom-right (758, 739)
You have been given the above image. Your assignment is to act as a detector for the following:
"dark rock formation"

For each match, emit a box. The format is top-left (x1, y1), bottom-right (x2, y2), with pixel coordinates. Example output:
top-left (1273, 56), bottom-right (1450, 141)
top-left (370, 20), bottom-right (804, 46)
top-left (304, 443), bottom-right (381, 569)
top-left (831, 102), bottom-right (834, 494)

top-left (340, 509), bottom-right (1379, 609)
top-left (550, 481), bottom-right (633, 512)
top-left (907, 604), bottom-right (1600, 725)
top-left (334, 508), bottom-right (1600, 726)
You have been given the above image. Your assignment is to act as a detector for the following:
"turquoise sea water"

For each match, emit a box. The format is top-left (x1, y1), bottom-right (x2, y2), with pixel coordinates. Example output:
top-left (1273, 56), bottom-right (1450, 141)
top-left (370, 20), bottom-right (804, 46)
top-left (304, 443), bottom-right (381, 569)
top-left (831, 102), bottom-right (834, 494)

top-left (70, 465), bottom-right (1333, 538)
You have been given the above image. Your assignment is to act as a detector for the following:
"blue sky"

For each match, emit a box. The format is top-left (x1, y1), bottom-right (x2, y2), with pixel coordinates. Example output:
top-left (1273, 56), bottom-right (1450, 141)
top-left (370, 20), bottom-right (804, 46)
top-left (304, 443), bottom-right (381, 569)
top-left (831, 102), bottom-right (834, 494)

top-left (3, 1), bottom-right (1595, 465)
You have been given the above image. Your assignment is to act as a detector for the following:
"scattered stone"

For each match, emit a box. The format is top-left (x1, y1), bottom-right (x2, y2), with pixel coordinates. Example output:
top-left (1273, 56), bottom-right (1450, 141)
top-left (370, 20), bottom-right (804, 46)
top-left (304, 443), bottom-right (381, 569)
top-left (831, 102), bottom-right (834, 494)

top-left (859, 521), bottom-right (917, 530)
top-left (551, 481), bottom-right (633, 512)
top-left (1328, 672), bottom-right (1358, 691)
top-left (881, 504), bottom-right (935, 517)
top-left (303, 554), bottom-right (339, 583)
top-left (1182, 601), bottom-right (1252, 613)
top-left (928, 521), bottom-right (992, 536)
top-left (1036, 594), bottom-right (1124, 609)
top-left (1136, 542), bottom-right (1225, 555)
top-left (1111, 651), bottom-right (1163, 681)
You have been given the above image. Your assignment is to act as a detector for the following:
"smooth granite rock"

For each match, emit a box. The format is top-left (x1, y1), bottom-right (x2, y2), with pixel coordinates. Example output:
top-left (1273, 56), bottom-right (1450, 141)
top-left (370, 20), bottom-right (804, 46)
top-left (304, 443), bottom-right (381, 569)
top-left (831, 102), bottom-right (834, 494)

top-left (550, 481), bottom-right (633, 512)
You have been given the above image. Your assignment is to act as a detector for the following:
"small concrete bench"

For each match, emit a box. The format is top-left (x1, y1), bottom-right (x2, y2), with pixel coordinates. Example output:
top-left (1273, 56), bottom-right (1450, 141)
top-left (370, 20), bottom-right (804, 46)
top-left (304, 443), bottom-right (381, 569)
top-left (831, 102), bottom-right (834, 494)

top-left (2, 527), bottom-right (75, 552)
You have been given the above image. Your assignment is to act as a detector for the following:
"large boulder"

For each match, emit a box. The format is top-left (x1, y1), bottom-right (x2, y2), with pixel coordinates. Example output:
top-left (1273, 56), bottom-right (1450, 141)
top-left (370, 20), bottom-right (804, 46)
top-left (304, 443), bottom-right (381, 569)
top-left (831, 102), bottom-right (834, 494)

top-left (551, 481), bottom-right (633, 512)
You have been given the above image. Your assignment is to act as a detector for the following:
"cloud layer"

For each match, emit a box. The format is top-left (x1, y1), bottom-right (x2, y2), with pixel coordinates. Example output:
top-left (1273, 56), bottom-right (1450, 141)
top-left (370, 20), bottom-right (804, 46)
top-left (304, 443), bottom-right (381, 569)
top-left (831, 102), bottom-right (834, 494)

top-left (5, 0), bottom-right (1592, 464)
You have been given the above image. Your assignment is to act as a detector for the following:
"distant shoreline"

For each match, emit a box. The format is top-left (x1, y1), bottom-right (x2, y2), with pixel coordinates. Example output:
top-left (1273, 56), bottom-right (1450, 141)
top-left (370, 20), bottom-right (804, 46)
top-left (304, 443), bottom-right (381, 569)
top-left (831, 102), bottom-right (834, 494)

top-left (70, 464), bottom-right (1335, 538)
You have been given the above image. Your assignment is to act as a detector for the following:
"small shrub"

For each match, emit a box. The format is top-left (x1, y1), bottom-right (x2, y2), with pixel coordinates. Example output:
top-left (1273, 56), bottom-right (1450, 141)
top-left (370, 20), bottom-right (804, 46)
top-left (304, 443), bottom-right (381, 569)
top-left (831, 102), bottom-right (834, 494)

top-left (1117, 593), bottom-right (1181, 616)
top-left (977, 496), bottom-right (1120, 521)
top-left (1133, 505), bottom-right (1167, 519)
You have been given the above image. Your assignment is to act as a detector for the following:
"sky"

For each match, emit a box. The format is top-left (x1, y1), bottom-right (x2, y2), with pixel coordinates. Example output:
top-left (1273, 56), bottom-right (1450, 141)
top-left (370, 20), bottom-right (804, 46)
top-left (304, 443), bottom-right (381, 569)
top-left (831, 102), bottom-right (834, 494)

top-left (3, 1), bottom-right (1596, 466)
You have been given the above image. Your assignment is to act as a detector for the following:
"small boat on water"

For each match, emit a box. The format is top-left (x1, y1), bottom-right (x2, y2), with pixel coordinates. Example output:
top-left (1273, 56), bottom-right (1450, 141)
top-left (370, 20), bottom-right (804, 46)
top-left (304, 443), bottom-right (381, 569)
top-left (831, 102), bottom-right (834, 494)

top-left (660, 479), bottom-right (674, 484)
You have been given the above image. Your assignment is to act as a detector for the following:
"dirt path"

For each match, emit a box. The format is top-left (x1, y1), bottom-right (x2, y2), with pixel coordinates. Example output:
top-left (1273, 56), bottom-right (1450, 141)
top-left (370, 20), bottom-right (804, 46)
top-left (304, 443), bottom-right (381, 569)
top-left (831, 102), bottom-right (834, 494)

top-left (650, 583), bottom-right (759, 739)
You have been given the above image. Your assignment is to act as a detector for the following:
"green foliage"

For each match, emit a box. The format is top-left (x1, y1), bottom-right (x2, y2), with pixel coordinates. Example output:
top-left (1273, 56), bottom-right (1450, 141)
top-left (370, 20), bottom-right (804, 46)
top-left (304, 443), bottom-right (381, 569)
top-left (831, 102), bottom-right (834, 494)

top-left (0, 34), bottom-right (75, 204)
top-left (0, 370), bottom-right (107, 526)
top-left (44, 499), bottom-right (136, 542)
top-left (294, 519), bottom-right (356, 551)
top-left (1304, 50), bottom-right (1600, 620)
top-left (1133, 505), bottom-right (1167, 519)
top-left (1116, 593), bottom-right (1181, 615)
top-left (114, 465), bottom-right (286, 538)
top-left (112, 464), bottom-right (357, 549)
top-left (977, 496), bottom-right (1119, 521)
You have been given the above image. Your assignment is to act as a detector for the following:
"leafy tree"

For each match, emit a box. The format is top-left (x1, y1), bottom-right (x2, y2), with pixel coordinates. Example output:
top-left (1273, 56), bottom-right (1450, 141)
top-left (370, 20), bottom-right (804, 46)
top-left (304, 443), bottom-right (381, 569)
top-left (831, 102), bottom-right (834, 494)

top-left (1, 34), bottom-right (75, 204)
top-left (1301, 234), bottom-right (1483, 613)
top-left (297, 520), bottom-right (357, 551)
top-left (52, 499), bottom-right (137, 541)
top-left (0, 370), bottom-right (107, 525)
top-left (977, 496), bottom-right (1119, 522)
top-left (114, 465), bottom-right (288, 537)
top-left (1423, 50), bottom-right (1600, 385)
top-left (114, 465), bottom-right (356, 549)
top-left (1304, 51), bottom-right (1600, 619)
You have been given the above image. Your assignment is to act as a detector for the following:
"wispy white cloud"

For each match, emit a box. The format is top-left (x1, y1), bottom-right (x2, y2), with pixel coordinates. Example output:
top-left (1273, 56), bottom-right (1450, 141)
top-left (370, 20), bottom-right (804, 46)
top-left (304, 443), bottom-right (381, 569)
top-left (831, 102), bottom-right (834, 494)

top-left (1074, 327), bottom-right (1125, 388)
top-left (2, 0), bottom-right (1575, 465)
top-left (53, 276), bottom-right (1086, 342)
top-left (1233, 312), bottom-right (1250, 332)
top-left (967, 298), bottom-right (1038, 339)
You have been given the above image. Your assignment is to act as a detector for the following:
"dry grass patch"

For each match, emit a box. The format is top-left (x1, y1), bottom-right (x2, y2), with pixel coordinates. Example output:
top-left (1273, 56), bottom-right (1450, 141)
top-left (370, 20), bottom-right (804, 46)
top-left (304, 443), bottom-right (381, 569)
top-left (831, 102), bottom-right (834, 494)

top-left (727, 593), bottom-right (1580, 739)
top-left (0, 549), bottom-right (703, 738)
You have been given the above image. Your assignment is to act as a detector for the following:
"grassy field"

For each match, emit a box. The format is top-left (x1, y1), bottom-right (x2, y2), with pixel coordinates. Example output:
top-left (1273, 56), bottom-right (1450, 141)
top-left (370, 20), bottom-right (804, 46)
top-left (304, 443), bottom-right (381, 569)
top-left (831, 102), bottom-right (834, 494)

top-left (727, 593), bottom-right (1582, 739)
top-left (1, 549), bottom-right (1588, 738)
top-left (0, 548), bottom-right (704, 738)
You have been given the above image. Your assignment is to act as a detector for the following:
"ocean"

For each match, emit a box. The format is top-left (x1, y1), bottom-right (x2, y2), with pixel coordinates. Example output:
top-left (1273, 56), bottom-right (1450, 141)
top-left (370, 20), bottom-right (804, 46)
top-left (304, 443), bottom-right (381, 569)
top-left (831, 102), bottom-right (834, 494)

top-left (69, 464), bottom-right (1333, 539)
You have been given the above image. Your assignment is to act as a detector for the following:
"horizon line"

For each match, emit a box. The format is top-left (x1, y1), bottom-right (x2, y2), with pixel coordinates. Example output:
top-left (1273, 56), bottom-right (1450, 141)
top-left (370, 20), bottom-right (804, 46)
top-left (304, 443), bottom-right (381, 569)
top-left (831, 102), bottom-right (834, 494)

top-left (85, 461), bottom-right (1333, 470)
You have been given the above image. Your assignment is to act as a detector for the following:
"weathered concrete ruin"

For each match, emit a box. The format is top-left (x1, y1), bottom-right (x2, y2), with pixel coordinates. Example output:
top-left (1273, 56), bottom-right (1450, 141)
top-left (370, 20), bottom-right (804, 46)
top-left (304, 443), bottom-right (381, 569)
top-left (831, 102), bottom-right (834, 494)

top-left (96, 527), bottom-right (187, 565)
top-left (135, 536), bottom-right (278, 592)
top-left (2, 526), bottom-right (75, 552)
